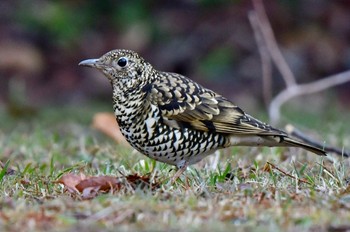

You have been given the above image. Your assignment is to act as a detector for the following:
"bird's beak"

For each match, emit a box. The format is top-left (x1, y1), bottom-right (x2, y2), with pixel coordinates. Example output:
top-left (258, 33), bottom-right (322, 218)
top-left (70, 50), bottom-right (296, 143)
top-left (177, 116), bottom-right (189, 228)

top-left (78, 59), bottom-right (101, 68)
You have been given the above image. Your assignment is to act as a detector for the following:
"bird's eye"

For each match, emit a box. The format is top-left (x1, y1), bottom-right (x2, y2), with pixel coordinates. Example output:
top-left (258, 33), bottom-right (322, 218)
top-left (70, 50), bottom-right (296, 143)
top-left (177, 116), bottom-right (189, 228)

top-left (117, 57), bottom-right (128, 67)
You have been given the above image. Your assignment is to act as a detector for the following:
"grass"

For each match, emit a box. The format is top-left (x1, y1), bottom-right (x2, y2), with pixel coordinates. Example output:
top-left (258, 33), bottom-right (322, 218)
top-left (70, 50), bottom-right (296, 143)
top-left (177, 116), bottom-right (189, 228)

top-left (0, 104), bottom-right (350, 232)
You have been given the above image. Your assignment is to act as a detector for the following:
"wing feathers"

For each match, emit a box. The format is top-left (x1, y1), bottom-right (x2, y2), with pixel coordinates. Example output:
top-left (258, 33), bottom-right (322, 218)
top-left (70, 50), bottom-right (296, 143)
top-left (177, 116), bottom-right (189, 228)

top-left (149, 72), bottom-right (284, 136)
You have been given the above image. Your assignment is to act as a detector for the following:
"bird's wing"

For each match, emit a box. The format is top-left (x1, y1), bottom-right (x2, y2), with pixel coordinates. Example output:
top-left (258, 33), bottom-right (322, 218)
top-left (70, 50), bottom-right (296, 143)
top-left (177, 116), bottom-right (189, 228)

top-left (145, 72), bottom-right (285, 136)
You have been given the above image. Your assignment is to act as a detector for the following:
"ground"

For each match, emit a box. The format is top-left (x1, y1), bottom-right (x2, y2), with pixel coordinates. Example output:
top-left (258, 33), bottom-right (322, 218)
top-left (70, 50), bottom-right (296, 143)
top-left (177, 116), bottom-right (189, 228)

top-left (0, 104), bottom-right (349, 232)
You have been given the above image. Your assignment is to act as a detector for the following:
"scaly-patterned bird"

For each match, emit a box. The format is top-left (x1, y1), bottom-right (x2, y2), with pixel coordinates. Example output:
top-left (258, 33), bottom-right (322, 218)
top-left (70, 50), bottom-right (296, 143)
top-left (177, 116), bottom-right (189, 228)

top-left (79, 49), bottom-right (326, 179)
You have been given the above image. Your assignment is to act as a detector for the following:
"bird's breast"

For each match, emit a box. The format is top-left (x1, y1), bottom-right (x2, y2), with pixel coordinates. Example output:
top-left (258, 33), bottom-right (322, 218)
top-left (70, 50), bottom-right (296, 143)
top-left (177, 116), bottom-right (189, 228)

top-left (113, 100), bottom-right (229, 167)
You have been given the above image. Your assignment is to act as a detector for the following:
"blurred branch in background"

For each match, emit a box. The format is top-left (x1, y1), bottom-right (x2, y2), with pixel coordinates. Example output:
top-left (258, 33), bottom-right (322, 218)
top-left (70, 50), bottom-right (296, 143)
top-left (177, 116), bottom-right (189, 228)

top-left (250, 0), bottom-right (350, 126)
top-left (251, 0), bottom-right (296, 89)
top-left (1, 0), bottom-right (350, 119)
top-left (269, 71), bottom-right (350, 125)
top-left (250, 0), bottom-right (350, 157)
top-left (248, 11), bottom-right (272, 107)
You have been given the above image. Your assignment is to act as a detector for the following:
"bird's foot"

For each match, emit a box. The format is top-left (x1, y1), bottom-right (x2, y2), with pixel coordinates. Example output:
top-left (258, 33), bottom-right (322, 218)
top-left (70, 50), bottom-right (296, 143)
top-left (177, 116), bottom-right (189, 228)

top-left (170, 161), bottom-right (189, 185)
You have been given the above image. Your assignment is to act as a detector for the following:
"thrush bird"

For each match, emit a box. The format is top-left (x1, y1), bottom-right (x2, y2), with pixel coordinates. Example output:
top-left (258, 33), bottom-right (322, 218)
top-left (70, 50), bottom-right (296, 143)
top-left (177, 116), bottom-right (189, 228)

top-left (79, 49), bottom-right (326, 179)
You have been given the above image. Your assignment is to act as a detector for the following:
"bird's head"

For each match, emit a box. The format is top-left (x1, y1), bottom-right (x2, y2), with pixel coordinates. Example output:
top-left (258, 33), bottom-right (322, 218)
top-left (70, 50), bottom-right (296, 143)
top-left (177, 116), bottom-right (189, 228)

top-left (79, 49), bottom-right (153, 91)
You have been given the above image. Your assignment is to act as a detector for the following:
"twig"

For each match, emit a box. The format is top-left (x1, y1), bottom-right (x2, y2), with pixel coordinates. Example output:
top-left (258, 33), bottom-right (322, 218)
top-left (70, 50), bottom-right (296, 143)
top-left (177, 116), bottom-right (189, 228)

top-left (286, 124), bottom-right (350, 157)
top-left (269, 70), bottom-right (350, 125)
top-left (249, 0), bottom-right (350, 158)
top-left (248, 11), bottom-right (273, 107)
top-left (252, 0), bottom-right (296, 88)
top-left (316, 162), bottom-right (340, 184)
top-left (266, 161), bottom-right (312, 185)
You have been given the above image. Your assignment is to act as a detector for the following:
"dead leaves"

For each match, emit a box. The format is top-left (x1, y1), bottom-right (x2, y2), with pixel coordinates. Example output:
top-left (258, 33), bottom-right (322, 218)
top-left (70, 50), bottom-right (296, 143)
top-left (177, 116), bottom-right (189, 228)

top-left (56, 173), bottom-right (160, 199)
top-left (55, 112), bottom-right (158, 199)
top-left (92, 112), bottom-right (129, 145)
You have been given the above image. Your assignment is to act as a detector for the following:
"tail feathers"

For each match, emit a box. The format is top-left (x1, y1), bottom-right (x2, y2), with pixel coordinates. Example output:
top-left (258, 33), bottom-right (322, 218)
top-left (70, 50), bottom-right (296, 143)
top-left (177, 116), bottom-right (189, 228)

top-left (283, 137), bottom-right (326, 156)
top-left (228, 135), bottom-right (327, 156)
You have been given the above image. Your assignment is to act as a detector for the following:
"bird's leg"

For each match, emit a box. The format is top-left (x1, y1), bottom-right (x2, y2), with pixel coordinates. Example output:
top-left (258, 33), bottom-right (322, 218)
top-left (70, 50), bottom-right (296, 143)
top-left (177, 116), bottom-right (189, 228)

top-left (171, 161), bottom-right (189, 184)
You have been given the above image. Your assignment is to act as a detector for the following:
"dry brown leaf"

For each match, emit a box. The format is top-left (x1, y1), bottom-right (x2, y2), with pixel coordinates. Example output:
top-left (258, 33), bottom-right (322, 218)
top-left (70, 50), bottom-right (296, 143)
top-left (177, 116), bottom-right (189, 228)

top-left (81, 186), bottom-right (100, 199)
top-left (92, 112), bottom-right (129, 145)
top-left (57, 174), bottom-right (120, 194)
top-left (125, 173), bottom-right (159, 190)
top-left (56, 172), bottom-right (160, 199)
top-left (56, 173), bottom-right (87, 193)
top-left (75, 176), bottom-right (120, 193)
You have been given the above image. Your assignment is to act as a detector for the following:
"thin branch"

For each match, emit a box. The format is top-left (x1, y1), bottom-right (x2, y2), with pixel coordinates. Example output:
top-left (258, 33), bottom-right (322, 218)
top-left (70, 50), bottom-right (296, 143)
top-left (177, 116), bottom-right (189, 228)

top-left (316, 162), bottom-right (341, 184)
top-left (269, 70), bottom-right (350, 125)
top-left (266, 162), bottom-right (312, 185)
top-left (252, 0), bottom-right (296, 88)
top-left (249, 0), bottom-right (350, 157)
top-left (248, 11), bottom-right (273, 107)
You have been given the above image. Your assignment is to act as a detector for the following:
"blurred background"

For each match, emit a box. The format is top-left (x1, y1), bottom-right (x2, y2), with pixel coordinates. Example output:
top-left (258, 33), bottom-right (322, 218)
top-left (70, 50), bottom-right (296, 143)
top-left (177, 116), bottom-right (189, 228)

top-left (0, 0), bottom-right (350, 123)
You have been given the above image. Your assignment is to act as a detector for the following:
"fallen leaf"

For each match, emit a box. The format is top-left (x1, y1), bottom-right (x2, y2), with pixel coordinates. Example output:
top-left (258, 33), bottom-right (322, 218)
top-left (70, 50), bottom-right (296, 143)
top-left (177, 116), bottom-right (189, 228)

top-left (81, 186), bottom-right (100, 199)
top-left (75, 176), bottom-right (120, 193)
top-left (56, 173), bottom-right (87, 193)
top-left (56, 172), bottom-right (160, 199)
top-left (92, 113), bottom-right (129, 145)
top-left (126, 173), bottom-right (160, 190)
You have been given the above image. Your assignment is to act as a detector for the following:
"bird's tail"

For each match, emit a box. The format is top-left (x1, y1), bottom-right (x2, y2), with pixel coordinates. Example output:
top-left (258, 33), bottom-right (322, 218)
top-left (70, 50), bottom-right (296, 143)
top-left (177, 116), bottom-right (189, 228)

top-left (228, 135), bottom-right (327, 156)
top-left (282, 137), bottom-right (326, 156)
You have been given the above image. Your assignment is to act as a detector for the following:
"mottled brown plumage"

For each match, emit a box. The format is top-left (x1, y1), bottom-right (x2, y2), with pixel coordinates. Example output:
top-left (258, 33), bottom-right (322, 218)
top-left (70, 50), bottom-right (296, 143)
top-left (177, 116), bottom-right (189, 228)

top-left (79, 49), bottom-right (326, 177)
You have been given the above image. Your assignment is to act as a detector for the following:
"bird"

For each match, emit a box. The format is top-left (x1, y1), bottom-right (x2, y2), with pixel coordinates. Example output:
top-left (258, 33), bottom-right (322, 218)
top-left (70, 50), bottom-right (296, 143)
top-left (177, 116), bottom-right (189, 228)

top-left (79, 49), bottom-right (326, 180)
